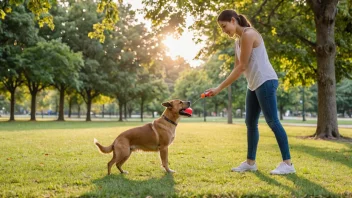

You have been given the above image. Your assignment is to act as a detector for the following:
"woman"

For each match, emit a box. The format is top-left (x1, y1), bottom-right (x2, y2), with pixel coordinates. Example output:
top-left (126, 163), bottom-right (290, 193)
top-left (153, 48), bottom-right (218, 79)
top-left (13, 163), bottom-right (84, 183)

top-left (205, 10), bottom-right (295, 175)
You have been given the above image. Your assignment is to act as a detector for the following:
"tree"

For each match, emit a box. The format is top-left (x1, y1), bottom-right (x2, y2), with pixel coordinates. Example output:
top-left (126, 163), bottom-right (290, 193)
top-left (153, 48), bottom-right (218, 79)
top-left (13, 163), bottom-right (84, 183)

top-left (101, 4), bottom-right (143, 121)
top-left (174, 68), bottom-right (212, 117)
top-left (135, 67), bottom-right (168, 122)
top-left (336, 79), bottom-right (352, 118)
top-left (101, 3), bottom-right (170, 122)
top-left (21, 41), bottom-right (57, 121)
top-left (160, 56), bottom-right (191, 92)
top-left (203, 48), bottom-right (247, 120)
top-left (0, 0), bottom-right (122, 42)
top-left (66, 90), bottom-right (83, 118)
top-left (244, 0), bottom-right (351, 138)
top-left (277, 85), bottom-right (300, 120)
top-left (306, 0), bottom-right (340, 138)
top-left (204, 50), bottom-right (231, 118)
top-left (58, 1), bottom-right (110, 121)
top-left (142, 0), bottom-right (352, 139)
top-left (47, 40), bottom-right (83, 121)
top-left (94, 95), bottom-right (114, 118)
top-left (0, 6), bottom-right (38, 121)
top-left (79, 59), bottom-right (108, 121)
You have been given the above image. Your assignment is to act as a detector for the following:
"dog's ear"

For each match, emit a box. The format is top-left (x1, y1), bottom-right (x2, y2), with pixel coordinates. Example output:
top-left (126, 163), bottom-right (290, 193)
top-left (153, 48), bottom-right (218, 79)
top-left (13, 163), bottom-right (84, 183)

top-left (162, 101), bottom-right (172, 108)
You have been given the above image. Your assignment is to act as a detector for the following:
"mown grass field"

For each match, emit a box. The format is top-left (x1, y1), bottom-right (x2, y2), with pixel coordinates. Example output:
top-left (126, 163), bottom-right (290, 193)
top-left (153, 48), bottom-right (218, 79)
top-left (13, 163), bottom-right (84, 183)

top-left (0, 120), bottom-right (351, 197)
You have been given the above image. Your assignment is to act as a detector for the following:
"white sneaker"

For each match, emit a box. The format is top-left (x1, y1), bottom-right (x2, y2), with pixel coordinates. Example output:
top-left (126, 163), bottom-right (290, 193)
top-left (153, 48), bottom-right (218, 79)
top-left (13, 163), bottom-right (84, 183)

top-left (231, 161), bottom-right (257, 172)
top-left (270, 162), bottom-right (296, 175)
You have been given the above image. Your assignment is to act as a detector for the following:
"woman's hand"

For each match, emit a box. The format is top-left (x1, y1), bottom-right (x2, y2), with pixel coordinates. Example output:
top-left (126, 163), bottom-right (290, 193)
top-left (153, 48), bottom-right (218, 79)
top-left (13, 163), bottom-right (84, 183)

top-left (205, 87), bottom-right (221, 97)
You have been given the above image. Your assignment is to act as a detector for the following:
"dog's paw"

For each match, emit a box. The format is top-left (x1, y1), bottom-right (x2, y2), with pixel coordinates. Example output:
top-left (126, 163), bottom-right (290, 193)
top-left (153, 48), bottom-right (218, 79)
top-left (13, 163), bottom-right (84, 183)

top-left (166, 169), bottom-right (176, 173)
top-left (121, 171), bottom-right (129, 174)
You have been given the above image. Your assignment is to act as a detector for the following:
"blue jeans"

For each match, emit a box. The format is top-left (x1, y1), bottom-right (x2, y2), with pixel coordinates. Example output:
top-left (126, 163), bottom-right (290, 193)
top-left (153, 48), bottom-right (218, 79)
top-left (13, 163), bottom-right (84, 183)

top-left (245, 80), bottom-right (291, 161)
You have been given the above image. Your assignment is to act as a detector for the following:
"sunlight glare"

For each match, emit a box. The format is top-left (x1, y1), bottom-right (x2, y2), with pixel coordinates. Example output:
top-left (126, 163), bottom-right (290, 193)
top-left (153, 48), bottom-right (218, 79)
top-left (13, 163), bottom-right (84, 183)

top-left (163, 36), bottom-right (180, 59)
top-left (163, 34), bottom-right (203, 67)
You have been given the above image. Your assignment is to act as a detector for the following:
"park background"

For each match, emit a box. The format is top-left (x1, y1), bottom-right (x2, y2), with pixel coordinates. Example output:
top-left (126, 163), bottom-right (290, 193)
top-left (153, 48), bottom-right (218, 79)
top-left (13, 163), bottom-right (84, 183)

top-left (0, 0), bottom-right (352, 197)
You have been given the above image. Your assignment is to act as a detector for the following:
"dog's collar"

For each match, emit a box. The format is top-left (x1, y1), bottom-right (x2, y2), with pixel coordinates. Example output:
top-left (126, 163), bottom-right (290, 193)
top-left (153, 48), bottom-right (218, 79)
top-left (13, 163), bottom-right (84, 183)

top-left (162, 115), bottom-right (177, 126)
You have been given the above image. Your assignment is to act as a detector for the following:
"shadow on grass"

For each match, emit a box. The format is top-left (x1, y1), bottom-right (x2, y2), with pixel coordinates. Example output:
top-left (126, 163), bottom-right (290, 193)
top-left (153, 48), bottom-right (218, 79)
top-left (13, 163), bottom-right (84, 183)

top-left (293, 144), bottom-right (352, 169)
top-left (254, 171), bottom-right (338, 197)
top-left (80, 173), bottom-right (175, 197)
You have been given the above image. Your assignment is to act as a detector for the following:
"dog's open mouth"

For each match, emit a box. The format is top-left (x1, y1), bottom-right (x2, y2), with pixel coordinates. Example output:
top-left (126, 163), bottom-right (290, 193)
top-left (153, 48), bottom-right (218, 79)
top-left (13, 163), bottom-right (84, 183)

top-left (179, 108), bottom-right (192, 117)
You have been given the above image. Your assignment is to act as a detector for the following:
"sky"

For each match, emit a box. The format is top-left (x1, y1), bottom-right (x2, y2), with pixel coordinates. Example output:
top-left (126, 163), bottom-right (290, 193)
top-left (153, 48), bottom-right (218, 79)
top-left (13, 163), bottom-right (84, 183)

top-left (125, 0), bottom-right (204, 67)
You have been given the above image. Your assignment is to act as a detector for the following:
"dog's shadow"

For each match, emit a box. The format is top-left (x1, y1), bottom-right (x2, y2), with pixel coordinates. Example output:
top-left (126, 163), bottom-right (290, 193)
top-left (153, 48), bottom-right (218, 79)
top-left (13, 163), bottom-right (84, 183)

top-left (80, 173), bottom-right (175, 197)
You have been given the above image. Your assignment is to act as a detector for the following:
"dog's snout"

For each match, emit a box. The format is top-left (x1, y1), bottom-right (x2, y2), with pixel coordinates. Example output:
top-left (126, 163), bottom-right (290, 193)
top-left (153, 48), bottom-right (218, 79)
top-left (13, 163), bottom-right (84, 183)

top-left (187, 101), bottom-right (191, 107)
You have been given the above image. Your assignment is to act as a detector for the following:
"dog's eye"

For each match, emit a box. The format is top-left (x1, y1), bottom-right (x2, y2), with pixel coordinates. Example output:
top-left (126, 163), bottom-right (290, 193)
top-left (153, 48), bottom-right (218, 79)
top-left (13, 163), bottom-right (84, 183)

top-left (179, 101), bottom-right (182, 104)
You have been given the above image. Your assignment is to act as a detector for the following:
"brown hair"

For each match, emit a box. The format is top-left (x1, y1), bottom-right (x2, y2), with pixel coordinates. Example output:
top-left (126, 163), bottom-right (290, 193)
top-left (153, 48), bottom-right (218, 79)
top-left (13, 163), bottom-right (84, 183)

top-left (217, 10), bottom-right (251, 27)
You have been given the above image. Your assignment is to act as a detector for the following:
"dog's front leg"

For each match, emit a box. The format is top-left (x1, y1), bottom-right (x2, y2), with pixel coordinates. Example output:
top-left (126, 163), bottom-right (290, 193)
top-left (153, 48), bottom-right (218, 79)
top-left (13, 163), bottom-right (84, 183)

top-left (159, 147), bottom-right (175, 173)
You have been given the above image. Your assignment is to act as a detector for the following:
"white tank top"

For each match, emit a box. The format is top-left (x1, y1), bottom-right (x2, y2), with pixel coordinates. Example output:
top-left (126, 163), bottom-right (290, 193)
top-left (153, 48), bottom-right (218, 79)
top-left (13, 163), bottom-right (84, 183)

top-left (235, 28), bottom-right (278, 91)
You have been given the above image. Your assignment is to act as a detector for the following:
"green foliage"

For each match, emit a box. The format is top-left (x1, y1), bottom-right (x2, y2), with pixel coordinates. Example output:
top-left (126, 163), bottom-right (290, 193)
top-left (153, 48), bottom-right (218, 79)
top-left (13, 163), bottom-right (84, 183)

top-left (135, 66), bottom-right (169, 118)
top-left (335, 1), bottom-right (352, 80)
top-left (1, 0), bottom-right (121, 43)
top-left (0, 5), bottom-right (39, 95)
top-left (88, 0), bottom-right (121, 42)
top-left (158, 56), bottom-right (191, 93)
top-left (21, 41), bottom-right (61, 86)
top-left (174, 68), bottom-right (213, 113)
top-left (46, 39), bottom-right (83, 90)
top-left (27, 0), bottom-right (54, 29)
top-left (336, 78), bottom-right (352, 116)
top-left (1, 0), bottom-right (54, 29)
top-left (142, 0), bottom-right (352, 85)
top-left (203, 47), bottom-right (247, 114)
top-left (0, 6), bottom-right (12, 20)
top-left (0, 5), bottom-right (39, 46)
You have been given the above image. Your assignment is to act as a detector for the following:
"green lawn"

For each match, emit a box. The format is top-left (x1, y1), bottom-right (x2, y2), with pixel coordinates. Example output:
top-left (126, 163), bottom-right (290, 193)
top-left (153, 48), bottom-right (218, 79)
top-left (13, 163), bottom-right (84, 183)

top-left (0, 121), bottom-right (351, 197)
top-left (2, 115), bottom-right (352, 125)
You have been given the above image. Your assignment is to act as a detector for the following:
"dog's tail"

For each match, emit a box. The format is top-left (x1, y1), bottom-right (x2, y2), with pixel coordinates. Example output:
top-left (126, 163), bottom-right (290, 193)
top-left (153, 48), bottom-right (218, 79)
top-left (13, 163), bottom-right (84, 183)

top-left (94, 138), bottom-right (113, 154)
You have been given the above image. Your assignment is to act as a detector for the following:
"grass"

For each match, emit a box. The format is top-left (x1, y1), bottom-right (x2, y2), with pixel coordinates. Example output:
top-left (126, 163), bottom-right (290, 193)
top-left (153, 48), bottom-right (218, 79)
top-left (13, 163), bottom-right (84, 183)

top-left (0, 120), bottom-right (351, 197)
top-left (1, 115), bottom-right (352, 126)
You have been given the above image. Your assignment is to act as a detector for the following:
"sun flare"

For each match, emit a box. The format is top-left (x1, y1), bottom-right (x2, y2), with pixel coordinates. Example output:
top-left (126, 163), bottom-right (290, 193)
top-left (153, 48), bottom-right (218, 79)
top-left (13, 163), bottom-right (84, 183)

top-left (163, 35), bottom-right (182, 60)
top-left (162, 34), bottom-right (203, 67)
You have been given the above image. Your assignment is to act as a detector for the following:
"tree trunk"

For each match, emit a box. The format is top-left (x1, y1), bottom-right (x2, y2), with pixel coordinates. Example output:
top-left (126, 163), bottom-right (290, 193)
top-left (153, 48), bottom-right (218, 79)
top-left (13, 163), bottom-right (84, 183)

top-left (53, 97), bottom-right (58, 117)
top-left (227, 86), bottom-right (233, 124)
top-left (279, 104), bottom-right (283, 120)
top-left (86, 96), bottom-right (92, 121)
top-left (9, 90), bottom-right (15, 121)
top-left (140, 99), bottom-right (144, 122)
top-left (128, 106), bottom-right (132, 118)
top-left (57, 86), bottom-right (65, 121)
top-left (78, 104), bottom-right (81, 118)
top-left (203, 97), bottom-right (206, 122)
top-left (215, 104), bottom-right (218, 116)
top-left (68, 97), bottom-right (72, 118)
top-left (118, 100), bottom-right (123, 121)
top-left (124, 102), bottom-right (127, 120)
top-left (102, 104), bottom-right (105, 118)
top-left (30, 91), bottom-right (37, 121)
top-left (309, 0), bottom-right (339, 138)
top-left (302, 87), bottom-right (306, 122)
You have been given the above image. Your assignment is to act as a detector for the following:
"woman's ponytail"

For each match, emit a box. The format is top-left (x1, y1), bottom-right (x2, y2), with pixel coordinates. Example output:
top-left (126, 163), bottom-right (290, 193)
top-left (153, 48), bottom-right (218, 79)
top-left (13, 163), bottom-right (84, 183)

top-left (218, 10), bottom-right (252, 27)
top-left (238, 14), bottom-right (251, 27)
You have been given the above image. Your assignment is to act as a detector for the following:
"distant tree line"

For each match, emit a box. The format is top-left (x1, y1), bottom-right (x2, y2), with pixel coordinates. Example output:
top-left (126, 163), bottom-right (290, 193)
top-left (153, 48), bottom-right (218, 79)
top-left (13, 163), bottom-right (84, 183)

top-left (0, 2), bottom-right (191, 121)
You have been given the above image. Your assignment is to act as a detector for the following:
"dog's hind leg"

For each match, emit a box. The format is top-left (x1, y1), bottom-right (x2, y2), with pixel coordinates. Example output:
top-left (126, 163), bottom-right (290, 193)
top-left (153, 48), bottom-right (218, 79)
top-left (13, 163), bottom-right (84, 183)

top-left (107, 152), bottom-right (117, 175)
top-left (115, 147), bottom-right (131, 174)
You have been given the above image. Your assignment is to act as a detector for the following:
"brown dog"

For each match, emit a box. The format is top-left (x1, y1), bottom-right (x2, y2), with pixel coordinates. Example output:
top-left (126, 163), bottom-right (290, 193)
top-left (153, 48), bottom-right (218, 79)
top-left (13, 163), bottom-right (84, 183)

top-left (94, 99), bottom-right (191, 175)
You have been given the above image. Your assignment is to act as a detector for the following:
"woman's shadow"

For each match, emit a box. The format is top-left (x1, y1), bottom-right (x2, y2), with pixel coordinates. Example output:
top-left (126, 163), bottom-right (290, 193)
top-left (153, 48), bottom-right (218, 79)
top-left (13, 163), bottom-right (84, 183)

top-left (80, 173), bottom-right (175, 197)
top-left (254, 171), bottom-right (338, 197)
